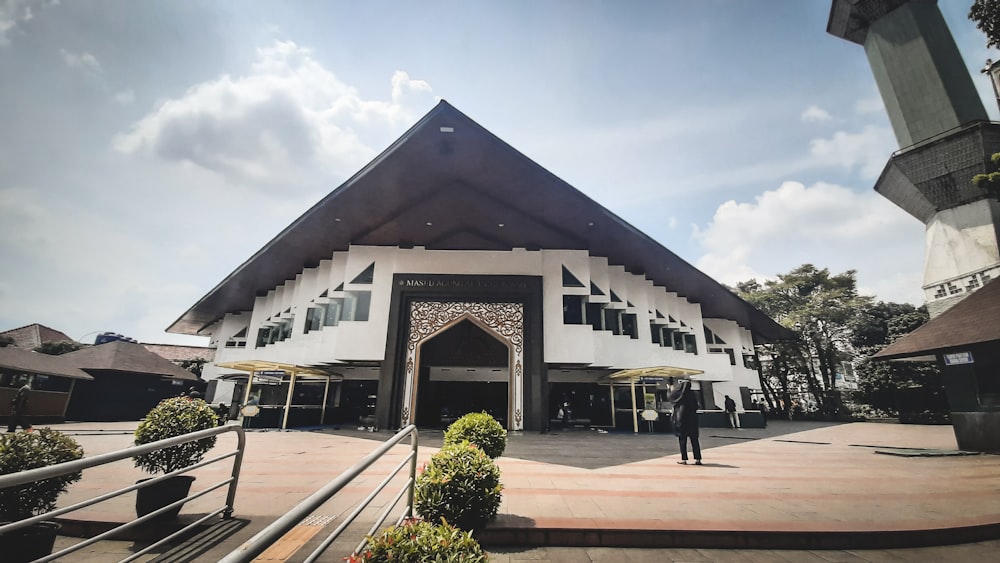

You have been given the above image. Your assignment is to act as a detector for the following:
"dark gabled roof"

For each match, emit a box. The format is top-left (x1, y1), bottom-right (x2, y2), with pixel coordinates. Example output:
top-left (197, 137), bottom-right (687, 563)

top-left (874, 277), bottom-right (1000, 360)
top-left (0, 347), bottom-right (93, 380)
top-left (167, 101), bottom-right (792, 343)
top-left (61, 341), bottom-right (198, 381)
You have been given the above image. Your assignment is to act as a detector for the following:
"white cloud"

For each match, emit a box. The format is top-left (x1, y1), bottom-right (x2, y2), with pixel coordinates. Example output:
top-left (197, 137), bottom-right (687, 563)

top-left (0, 0), bottom-right (48, 45)
top-left (808, 125), bottom-right (896, 179)
top-left (113, 40), bottom-right (436, 191)
top-left (800, 105), bottom-right (832, 123)
top-left (60, 48), bottom-right (101, 74)
top-left (113, 89), bottom-right (134, 105)
top-left (693, 181), bottom-right (925, 304)
top-left (854, 96), bottom-right (884, 114)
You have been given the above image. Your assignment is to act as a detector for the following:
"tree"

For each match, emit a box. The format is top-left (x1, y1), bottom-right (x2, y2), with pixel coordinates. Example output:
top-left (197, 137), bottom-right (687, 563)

top-left (179, 357), bottom-right (208, 378)
top-left (738, 265), bottom-right (871, 417)
top-left (34, 340), bottom-right (83, 355)
top-left (970, 0), bottom-right (1000, 50)
top-left (850, 302), bottom-right (948, 422)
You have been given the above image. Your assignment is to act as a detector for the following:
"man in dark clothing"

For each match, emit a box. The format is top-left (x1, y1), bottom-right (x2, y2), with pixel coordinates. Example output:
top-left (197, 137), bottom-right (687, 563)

top-left (8, 380), bottom-right (33, 433)
top-left (724, 394), bottom-right (740, 429)
top-left (669, 379), bottom-right (702, 465)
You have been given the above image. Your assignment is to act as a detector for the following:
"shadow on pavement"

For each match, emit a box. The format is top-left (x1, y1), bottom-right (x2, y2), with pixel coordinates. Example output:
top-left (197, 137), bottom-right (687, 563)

top-left (315, 419), bottom-right (844, 469)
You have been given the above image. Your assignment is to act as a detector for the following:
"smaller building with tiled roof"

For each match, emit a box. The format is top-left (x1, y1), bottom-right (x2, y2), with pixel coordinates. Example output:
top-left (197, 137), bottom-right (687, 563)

top-left (0, 323), bottom-right (74, 350)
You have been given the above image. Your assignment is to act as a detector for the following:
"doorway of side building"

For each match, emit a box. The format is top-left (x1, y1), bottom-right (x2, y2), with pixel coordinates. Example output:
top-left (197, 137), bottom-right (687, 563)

top-left (414, 318), bottom-right (510, 429)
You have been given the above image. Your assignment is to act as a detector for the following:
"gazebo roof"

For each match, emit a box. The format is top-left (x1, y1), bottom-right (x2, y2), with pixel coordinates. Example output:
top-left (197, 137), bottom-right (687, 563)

top-left (167, 101), bottom-right (792, 343)
top-left (874, 277), bottom-right (1000, 360)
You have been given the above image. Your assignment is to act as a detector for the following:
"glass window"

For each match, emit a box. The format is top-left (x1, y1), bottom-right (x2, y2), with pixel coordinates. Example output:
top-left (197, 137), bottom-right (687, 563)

top-left (341, 291), bottom-right (371, 322)
top-left (304, 307), bottom-right (324, 334)
top-left (563, 295), bottom-right (585, 325)
top-left (324, 299), bottom-right (343, 327)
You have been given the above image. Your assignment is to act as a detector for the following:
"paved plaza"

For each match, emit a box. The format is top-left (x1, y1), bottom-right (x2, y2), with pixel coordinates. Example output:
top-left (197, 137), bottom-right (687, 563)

top-left (39, 419), bottom-right (1000, 561)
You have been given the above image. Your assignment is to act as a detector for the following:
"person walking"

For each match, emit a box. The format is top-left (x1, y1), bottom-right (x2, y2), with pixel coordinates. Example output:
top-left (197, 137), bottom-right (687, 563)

top-left (8, 378), bottom-right (34, 433)
top-left (669, 379), bottom-right (702, 465)
top-left (724, 394), bottom-right (740, 429)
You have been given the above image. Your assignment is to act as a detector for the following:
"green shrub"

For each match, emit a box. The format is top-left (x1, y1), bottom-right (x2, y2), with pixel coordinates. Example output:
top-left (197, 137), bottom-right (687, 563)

top-left (414, 441), bottom-right (502, 531)
top-left (134, 397), bottom-right (218, 474)
top-left (0, 428), bottom-right (84, 521)
top-left (350, 518), bottom-right (488, 563)
top-left (443, 412), bottom-right (506, 459)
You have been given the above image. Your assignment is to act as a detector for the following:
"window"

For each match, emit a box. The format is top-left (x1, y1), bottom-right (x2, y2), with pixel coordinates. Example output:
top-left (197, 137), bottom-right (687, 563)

top-left (587, 302), bottom-right (605, 331)
top-left (256, 327), bottom-right (270, 348)
top-left (622, 313), bottom-right (638, 339)
top-left (562, 266), bottom-right (585, 288)
top-left (603, 308), bottom-right (622, 335)
top-left (683, 333), bottom-right (697, 354)
top-left (563, 295), bottom-right (585, 325)
top-left (304, 307), bottom-right (324, 334)
top-left (341, 291), bottom-right (371, 322)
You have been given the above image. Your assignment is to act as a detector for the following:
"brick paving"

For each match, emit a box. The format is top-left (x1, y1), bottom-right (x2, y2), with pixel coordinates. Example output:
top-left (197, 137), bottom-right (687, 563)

top-left (37, 419), bottom-right (1000, 561)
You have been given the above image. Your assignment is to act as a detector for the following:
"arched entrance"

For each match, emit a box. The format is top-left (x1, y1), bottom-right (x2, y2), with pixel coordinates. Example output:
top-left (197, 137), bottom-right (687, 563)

top-left (401, 301), bottom-right (524, 429)
top-left (414, 319), bottom-right (510, 428)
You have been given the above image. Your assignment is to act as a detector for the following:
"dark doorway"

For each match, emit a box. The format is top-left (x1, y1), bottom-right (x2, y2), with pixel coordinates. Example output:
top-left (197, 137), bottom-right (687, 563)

top-left (415, 319), bottom-right (509, 428)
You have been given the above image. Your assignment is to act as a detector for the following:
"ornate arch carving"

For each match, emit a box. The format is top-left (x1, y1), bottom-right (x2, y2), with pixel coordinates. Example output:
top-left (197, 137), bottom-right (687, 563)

top-left (402, 301), bottom-right (524, 429)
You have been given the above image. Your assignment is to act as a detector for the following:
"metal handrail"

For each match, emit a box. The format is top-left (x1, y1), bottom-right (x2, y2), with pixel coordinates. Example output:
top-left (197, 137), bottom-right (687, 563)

top-left (220, 425), bottom-right (418, 563)
top-left (0, 424), bottom-right (246, 563)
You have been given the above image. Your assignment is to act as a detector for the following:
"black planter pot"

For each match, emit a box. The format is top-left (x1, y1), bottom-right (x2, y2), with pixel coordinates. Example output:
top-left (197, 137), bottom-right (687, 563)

top-left (0, 520), bottom-right (61, 563)
top-left (135, 475), bottom-right (196, 520)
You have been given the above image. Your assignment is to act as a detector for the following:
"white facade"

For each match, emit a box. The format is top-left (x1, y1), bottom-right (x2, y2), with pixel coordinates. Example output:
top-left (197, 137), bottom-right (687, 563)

top-left (203, 245), bottom-right (761, 409)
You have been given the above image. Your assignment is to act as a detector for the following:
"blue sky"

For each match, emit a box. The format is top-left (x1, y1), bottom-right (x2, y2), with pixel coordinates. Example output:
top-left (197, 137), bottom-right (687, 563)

top-left (2, 0), bottom-right (998, 345)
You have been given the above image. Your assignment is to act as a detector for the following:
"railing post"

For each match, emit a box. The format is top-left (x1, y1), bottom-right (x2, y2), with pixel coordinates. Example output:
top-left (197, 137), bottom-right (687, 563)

top-left (406, 427), bottom-right (418, 520)
top-left (225, 424), bottom-right (247, 518)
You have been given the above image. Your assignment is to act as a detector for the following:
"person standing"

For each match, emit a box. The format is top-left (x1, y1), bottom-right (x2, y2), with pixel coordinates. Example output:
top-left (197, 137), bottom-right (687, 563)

top-left (724, 394), bottom-right (740, 429)
top-left (669, 379), bottom-right (702, 465)
top-left (8, 379), bottom-right (33, 433)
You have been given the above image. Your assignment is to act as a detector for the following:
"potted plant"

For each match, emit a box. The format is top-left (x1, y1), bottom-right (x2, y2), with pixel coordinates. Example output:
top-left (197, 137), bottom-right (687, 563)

top-left (0, 428), bottom-right (84, 562)
top-left (133, 396), bottom-right (218, 519)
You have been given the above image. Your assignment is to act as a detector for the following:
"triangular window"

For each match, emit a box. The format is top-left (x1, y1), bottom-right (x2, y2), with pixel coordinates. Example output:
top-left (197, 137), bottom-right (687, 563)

top-left (562, 266), bottom-right (585, 288)
top-left (610, 290), bottom-right (622, 303)
top-left (350, 263), bottom-right (375, 284)
top-left (626, 300), bottom-right (634, 308)
top-left (333, 282), bottom-right (344, 292)
top-left (319, 289), bottom-right (328, 298)
top-left (233, 327), bottom-right (247, 338)
top-left (656, 310), bottom-right (665, 319)
top-left (590, 282), bottom-right (605, 296)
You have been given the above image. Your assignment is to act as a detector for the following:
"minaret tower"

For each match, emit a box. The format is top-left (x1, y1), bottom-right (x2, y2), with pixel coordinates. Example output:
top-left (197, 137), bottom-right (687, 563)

top-left (828, 0), bottom-right (1000, 316)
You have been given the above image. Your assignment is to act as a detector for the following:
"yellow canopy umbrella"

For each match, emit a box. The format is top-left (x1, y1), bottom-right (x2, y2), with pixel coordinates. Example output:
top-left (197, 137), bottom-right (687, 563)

top-left (603, 366), bottom-right (704, 433)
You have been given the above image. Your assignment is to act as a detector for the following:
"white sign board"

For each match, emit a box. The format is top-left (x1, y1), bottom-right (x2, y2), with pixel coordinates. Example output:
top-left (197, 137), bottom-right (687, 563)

top-left (944, 352), bottom-right (974, 365)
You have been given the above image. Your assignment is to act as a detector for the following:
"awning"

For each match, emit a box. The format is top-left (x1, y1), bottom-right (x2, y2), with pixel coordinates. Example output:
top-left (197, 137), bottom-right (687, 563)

top-left (602, 366), bottom-right (704, 383)
top-left (214, 360), bottom-right (331, 377)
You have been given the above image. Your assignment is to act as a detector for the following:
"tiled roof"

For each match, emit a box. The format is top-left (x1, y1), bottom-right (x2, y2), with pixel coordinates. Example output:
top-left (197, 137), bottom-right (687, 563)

top-left (874, 277), bottom-right (1000, 360)
top-left (141, 343), bottom-right (215, 363)
top-left (61, 341), bottom-right (199, 381)
top-left (0, 347), bottom-right (93, 380)
top-left (0, 323), bottom-right (74, 350)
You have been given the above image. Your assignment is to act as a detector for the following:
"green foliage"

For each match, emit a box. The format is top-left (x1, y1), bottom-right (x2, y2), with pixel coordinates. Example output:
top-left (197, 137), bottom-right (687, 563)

top-left (350, 518), bottom-right (489, 563)
top-left (33, 340), bottom-right (83, 355)
top-left (970, 0), bottom-right (1000, 49)
top-left (0, 428), bottom-right (84, 521)
top-left (443, 412), bottom-right (507, 459)
top-left (134, 397), bottom-right (218, 474)
top-left (414, 441), bottom-right (502, 531)
top-left (738, 264), bottom-right (871, 416)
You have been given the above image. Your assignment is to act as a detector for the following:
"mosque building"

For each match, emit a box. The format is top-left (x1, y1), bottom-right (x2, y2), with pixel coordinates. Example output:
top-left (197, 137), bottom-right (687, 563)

top-left (167, 101), bottom-right (790, 432)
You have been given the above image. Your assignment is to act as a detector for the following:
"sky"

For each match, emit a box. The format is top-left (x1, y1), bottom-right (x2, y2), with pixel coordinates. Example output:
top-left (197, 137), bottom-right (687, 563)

top-left (2, 0), bottom-right (999, 346)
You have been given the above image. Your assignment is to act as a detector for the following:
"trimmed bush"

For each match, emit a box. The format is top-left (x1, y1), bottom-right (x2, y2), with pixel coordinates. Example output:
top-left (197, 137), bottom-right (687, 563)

top-left (0, 428), bottom-right (84, 521)
top-left (443, 412), bottom-right (506, 459)
top-left (350, 518), bottom-right (488, 563)
top-left (134, 397), bottom-right (218, 474)
top-left (414, 441), bottom-right (502, 531)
